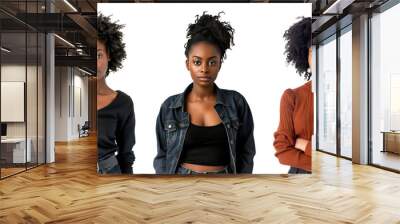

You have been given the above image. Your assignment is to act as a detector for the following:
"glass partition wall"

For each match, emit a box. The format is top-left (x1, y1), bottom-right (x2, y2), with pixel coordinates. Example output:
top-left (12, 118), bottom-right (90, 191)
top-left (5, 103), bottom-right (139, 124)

top-left (370, 2), bottom-right (400, 172)
top-left (316, 0), bottom-right (399, 172)
top-left (316, 24), bottom-right (353, 160)
top-left (0, 31), bottom-right (27, 177)
top-left (0, 1), bottom-right (46, 179)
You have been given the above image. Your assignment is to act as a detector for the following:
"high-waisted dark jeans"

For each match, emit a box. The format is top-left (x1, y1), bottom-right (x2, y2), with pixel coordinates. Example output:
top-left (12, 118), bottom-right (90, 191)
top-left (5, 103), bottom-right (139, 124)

top-left (176, 165), bottom-right (229, 174)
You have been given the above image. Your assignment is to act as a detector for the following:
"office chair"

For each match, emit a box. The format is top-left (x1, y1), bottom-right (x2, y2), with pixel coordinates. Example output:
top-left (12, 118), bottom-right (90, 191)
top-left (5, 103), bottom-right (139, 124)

top-left (78, 121), bottom-right (90, 138)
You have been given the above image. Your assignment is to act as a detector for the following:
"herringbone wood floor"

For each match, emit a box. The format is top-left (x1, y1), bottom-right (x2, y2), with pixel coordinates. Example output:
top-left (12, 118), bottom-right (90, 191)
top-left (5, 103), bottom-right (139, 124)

top-left (0, 135), bottom-right (399, 223)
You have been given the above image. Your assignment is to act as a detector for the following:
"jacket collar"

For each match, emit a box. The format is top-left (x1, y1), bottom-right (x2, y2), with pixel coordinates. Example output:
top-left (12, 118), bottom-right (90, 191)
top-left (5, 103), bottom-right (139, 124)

top-left (169, 83), bottom-right (226, 110)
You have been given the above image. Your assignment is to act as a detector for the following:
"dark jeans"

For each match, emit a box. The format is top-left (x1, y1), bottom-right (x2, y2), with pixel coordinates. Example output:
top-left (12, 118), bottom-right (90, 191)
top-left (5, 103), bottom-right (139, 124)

top-left (288, 166), bottom-right (311, 174)
top-left (98, 155), bottom-right (121, 174)
top-left (176, 165), bottom-right (229, 175)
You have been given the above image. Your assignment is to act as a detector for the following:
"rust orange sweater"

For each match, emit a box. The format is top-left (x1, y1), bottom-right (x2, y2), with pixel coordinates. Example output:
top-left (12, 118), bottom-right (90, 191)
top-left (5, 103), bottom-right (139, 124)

top-left (273, 81), bottom-right (313, 171)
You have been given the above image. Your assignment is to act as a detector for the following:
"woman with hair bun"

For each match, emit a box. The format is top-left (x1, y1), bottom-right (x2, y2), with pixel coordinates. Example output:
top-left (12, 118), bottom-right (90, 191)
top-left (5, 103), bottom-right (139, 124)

top-left (153, 12), bottom-right (256, 174)
top-left (273, 17), bottom-right (313, 174)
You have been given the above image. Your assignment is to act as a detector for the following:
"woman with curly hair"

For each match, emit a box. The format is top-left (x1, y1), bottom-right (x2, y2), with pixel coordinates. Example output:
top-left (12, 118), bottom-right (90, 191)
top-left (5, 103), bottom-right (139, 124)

top-left (153, 12), bottom-right (256, 175)
top-left (97, 13), bottom-right (135, 174)
top-left (273, 17), bottom-right (313, 174)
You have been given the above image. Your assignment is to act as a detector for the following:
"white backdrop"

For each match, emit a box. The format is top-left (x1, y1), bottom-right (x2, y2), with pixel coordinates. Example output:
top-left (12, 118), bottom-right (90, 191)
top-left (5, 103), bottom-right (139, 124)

top-left (98, 3), bottom-right (311, 174)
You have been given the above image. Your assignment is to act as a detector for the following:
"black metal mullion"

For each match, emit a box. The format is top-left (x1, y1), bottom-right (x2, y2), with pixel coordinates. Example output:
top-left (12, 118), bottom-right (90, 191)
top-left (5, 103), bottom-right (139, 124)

top-left (336, 22), bottom-right (341, 157)
top-left (316, 44), bottom-right (320, 151)
top-left (25, 0), bottom-right (28, 171)
top-left (44, 32), bottom-right (47, 165)
top-left (44, 0), bottom-right (47, 165)
top-left (60, 68), bottom-right (62, 117)
top-left (72, 69), bottom-right (74, 118)
top-left (367, 10), bottom-right (373, 166)
top-left (0, 25), bottom-right (2, 179)
top-left (36, 0), bottom-right (39, 168)
top-left (370, 164), bottom-right (400, 174)
top-left (68, 70), bottom-right (71, 118)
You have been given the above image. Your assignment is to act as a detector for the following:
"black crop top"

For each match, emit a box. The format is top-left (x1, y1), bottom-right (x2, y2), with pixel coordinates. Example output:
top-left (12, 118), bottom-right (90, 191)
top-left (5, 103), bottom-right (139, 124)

top-left (180, 122), bottom-right (230, 166)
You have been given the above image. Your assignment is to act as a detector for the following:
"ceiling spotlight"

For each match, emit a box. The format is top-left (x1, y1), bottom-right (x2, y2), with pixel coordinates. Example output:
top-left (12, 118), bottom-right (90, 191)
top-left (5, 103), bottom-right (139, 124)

top-left (76, 49), bottom-right (84, 55)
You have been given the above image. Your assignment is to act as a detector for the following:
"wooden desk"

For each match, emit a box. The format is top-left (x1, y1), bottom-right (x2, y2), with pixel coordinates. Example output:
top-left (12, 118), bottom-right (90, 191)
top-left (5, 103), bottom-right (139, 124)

top-left (1, 138), bottom-right (32, 163)
top-left (381, 131), bottom-right (400, 154)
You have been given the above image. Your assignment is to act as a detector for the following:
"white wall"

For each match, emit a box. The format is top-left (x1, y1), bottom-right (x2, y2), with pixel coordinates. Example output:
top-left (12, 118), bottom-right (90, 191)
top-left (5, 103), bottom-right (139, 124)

top-left (55, 66), bottom-right (68, 141)
top-left (1, 65), bottom-right (30, 138)
top-left (1, 64), bottom-right (46, 163)
top-left (54, 67), bottom-right (89, 141)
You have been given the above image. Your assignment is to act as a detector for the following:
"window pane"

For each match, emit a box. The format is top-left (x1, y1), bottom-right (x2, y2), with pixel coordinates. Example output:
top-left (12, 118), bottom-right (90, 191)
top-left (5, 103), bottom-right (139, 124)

top-left (318, 35), bottom-right (337, 154)
top-left (340, 28), bottom-right (352, 158)
top-left (371, 3), bottom-right (400, 171)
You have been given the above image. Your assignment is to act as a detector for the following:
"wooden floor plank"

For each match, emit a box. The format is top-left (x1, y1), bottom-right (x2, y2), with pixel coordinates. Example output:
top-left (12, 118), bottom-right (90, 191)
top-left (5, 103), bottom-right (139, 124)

top-left (0, 135), bottom-right (399, 223)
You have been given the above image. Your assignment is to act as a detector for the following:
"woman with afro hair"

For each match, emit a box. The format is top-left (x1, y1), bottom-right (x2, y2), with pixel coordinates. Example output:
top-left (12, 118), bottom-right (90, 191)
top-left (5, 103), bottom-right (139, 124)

top-left (273, 17), bottom-right (313, 174)
top-left (153, 12), bottom-right (256, 175)
top-left (97, 13), bottom-right (135, 174)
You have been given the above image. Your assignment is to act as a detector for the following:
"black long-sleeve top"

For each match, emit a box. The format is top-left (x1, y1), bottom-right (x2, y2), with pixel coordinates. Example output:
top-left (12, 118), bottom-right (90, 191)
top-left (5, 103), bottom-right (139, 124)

top-left (97, 90), bottom-right (135, 173)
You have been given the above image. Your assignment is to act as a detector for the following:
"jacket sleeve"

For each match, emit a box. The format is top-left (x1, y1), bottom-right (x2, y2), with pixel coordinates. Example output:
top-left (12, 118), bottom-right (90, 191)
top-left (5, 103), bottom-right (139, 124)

top-left (236, 94), bottom-right (256, 173)
top-left (273, 89), bottom-right (311, 171)
top-left (153, 106), bottom-right (167, 174)
top-left (116, 100), bottom-right (135, 174)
